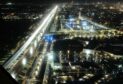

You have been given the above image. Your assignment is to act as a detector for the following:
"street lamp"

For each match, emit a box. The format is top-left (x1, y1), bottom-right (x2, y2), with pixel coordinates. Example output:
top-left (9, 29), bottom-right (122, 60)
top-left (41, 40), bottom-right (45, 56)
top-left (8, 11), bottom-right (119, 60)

top-left (47, 52), bottom-right (54, 68)
top-left (118, 64), bottom-right (122, 69)
top-left (30, 47), bottom-right (33, 56)
top-left (34, 40), bottom-right (37, 48)
top-left (38, 35), bottom-right (40, 42)
top-left (11, 72), bottom-right (16, 79)
top-left (48, 53), bottom-right (54, 61)
top-left (22, 58), bottom-right (27, 66)
top-left (85, 49), bottom-right (92, 60)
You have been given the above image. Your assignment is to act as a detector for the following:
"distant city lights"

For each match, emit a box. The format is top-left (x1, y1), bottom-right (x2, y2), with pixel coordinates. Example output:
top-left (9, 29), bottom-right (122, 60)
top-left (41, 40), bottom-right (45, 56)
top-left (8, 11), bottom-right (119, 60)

top-left (6, 2), bottom-right (13, 5)
top-left (81, 20), bottom-right (88, 26)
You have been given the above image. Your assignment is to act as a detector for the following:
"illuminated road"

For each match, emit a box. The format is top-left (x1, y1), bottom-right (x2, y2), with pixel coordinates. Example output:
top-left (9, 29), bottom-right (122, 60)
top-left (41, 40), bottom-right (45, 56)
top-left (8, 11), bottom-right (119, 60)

top-left (42, 44), bottom-right (54, 84)
top-left (3, 5), bottom-right (58, 71)
top-left (78, 13), bottom-right (109, 29)
top-left (29, 42), bottom-right (49, 84)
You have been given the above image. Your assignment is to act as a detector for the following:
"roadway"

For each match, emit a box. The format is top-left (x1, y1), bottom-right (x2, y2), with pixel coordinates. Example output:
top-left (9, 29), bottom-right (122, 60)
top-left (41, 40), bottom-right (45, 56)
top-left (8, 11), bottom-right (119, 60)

top-left (28, 42), bottom-right (49, 84)
top-left (3, 5), bottom-right (58, 71)
top-left (42, 43), bottom-right (54, 84)
top-left (78, 11), bottom-right (109, 30)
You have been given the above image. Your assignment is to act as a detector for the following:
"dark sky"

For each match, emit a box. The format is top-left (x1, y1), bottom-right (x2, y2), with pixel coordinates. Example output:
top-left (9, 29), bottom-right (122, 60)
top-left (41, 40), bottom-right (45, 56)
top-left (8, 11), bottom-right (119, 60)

top-left (0, 0), bottom-right (122, 3)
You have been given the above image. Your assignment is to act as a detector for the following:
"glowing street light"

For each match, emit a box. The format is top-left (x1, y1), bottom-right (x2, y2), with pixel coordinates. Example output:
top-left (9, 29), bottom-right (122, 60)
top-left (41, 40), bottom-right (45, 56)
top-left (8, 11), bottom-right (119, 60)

top-left (85, 49), bottom-right (91, 55)
top-left (30, 47), bottom-right (33, 56)
top-left (22, 58), bottom-right (27, 66)
top-left (6, 2), bottom-right (13, 5)
top-left (67, 50), bottom-right (70, 54)
top-left (37, 65), bottom-right (40, 71)
top-left (38, 35), bottom-right (40, 42)
top-left (81, 21), bottom-right (88, 26)
top-left (11, 72), bottom-right (16, 79)
top-left (69, 18), bottom-right (75, 22)
top-left (84, 49), bottom-right (92, 59)
top-left (118, 64), bottom-right (122, 68)
top-left (35, 70), bottom-right (38, 76)
top-left (47, 52), bottom-right (54, 68)
top-left (48, 53), bottom-right (54, 61)
top-left (85, 41), bottom-right (89, 45)
top-left (71, 66), bottom-right (76, 70)
top-left (34, 40), bottom-right (37, 48)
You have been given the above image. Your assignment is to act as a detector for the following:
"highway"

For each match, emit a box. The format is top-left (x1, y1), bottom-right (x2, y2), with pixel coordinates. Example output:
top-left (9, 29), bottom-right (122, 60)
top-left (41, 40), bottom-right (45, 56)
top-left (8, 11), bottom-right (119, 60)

top-left (3, 5), bottom-right (58, 71)
top-left (42, 43), bottom-right (54, 84)
top-left (28, 42), bottom-right (49, 84)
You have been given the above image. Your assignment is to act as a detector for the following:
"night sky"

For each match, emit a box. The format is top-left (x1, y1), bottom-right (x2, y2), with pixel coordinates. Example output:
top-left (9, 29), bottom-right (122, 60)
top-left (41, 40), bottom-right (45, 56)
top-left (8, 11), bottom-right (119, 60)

top-left (0, 0), bottom-right (123, 3)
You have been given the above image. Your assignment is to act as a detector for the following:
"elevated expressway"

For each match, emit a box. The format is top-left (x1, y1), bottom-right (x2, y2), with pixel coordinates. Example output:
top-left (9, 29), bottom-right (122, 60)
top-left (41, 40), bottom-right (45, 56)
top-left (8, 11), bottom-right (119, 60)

top-left (3, 5), bottom-right (59, 82)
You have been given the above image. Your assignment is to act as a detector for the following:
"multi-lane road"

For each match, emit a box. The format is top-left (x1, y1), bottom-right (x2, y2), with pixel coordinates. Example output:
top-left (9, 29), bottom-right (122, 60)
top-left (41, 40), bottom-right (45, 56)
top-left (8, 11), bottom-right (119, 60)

top-left (3, 5), bottom-right (59, 83)
top-left (78, 11), bottom-right (109, 30)
top-left (3, 5), bottom-right (58, 69)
